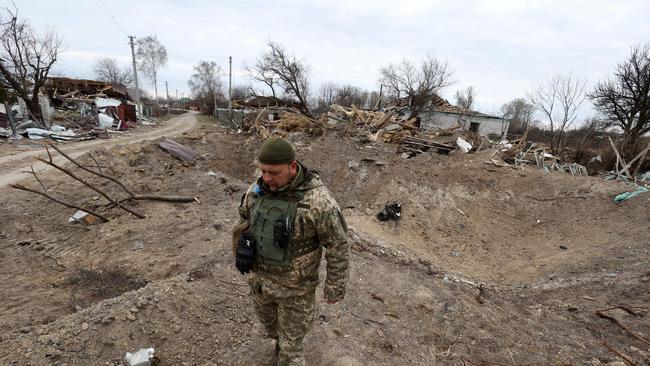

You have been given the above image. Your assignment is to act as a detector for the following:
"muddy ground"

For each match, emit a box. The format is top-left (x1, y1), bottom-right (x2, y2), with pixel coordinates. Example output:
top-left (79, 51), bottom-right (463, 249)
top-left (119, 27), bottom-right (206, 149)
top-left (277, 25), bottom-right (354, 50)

top-left (0, 113), bottom-right (648, 365)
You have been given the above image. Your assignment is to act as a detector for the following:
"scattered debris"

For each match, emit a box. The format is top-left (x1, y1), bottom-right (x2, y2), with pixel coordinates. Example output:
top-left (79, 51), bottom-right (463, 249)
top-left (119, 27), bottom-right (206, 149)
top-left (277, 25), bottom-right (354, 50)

top-left (607, 138), bottom-right (650, 182)
top-left (614, 185), bottom-right (649, 203)
top-left (377, 203), bottom-right (401, 221)
top-left (133, 239), bottom-right (145, 251)
top-left (125, 347), bottom-right (155, 366)
top-left (456, 137), bottom-right (472, 153)
top-left (67, 210), bottom-right (98, 225)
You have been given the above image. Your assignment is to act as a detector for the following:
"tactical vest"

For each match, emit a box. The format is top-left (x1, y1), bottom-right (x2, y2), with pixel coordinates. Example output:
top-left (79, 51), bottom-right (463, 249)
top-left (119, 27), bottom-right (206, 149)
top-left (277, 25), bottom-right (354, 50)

top-left (249, 191), bottom-right (319, 267)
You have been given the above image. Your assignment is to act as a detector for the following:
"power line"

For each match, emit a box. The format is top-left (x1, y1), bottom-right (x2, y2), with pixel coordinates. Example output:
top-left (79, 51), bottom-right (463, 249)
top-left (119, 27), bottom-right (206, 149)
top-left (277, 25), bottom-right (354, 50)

top-left (60, 44), bottom-right (124, 53)
top-left (93, 0), bottom-right (128, 36)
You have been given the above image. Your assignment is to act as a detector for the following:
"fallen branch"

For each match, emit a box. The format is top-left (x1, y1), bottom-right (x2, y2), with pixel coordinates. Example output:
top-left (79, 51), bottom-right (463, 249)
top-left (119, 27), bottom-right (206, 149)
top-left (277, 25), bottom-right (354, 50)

top-left (49, 144), bottom-right (133, 196)
top-left (22, 166), bottom-right (47, 192)
top-left (130, 194), bottom-right (196, 203)
top-left (35, 154), bottom-right (145, 219)
top-left (527, 195), bottom-right (590, 201)
top-left (49, 144), bottom-right (194, 203)
top-left (350, 311), bottom-right (386, 326)
top-left (596, 309), bottom-right (650, 346)
top-left (602, 342), bottom-right (638, 366)
top-left (88, 152), bottom-right (103, 174)
top-left (11, 183), bottom-right (109, 222)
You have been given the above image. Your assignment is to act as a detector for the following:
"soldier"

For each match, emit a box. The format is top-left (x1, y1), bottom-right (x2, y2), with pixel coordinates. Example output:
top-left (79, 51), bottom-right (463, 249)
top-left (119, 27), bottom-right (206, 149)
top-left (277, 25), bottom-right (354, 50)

top-left (233, 137), bottom-right (350, 366)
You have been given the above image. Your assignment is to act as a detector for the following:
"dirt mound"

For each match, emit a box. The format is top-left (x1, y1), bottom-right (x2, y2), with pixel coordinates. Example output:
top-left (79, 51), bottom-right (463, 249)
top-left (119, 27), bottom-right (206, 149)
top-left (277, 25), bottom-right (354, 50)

top-left (0, 119), bottom-right (648, 365)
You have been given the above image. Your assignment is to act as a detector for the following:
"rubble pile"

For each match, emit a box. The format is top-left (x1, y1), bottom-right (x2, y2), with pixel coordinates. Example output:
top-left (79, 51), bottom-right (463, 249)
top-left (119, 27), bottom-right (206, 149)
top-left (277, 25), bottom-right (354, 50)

top-left (488, 131), bottom-right (589, 176)
top-left (238, 106), bottom-right (324, 138)
top-left (327, 104), bottom-right (493, 158)
top-left (0, 77), bottom-right (143, 143)
top-left (44, 77), bottom-right (138, 131)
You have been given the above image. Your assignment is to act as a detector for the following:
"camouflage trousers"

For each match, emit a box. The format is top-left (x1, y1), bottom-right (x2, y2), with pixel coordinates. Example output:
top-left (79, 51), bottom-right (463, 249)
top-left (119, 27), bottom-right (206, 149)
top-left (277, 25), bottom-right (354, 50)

top-left (251, 284), bottom-right (316, 366)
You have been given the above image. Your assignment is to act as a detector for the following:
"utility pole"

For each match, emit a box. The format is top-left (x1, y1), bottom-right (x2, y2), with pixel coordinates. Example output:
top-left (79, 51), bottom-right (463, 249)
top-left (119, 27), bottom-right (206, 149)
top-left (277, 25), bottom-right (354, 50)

top-left (377, 83), bottom-right (383, 110)
top-left (213, 90), bottom-right (217, 117)
top-left (165, 81), bottom-right (170, 115)
top-left (228, 56), bottom-right (233, 126)
top-left (228, 56), bottom-right (232, 115)
top-left (128, 36), bottom-right (141, 114)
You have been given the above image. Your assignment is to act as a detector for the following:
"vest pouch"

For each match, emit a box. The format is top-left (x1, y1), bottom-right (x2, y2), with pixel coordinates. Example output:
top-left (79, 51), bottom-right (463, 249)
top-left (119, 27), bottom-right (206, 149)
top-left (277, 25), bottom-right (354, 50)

top-left (274, 217), bottom-right (291, 249)
top-left (250, 197), bottom-right (298, 267)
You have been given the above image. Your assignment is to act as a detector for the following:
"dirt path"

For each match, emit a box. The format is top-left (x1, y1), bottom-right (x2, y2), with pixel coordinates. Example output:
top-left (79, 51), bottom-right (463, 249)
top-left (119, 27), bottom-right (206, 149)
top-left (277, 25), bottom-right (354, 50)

top-left (0, 112), bottom-right (198, 187)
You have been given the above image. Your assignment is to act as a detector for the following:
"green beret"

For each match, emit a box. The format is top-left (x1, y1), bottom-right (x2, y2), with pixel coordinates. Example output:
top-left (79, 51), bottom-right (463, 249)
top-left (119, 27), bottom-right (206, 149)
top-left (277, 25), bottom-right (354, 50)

top-left (258, 137), bottom-right (296, 164)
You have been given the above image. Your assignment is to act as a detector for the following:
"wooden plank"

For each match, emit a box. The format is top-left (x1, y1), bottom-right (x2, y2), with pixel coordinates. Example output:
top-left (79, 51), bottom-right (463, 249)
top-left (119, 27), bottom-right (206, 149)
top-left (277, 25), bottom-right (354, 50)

top-left (404, 137), bottom-right (454, 149)
top-left (608, 137), bottom-right (631, 178)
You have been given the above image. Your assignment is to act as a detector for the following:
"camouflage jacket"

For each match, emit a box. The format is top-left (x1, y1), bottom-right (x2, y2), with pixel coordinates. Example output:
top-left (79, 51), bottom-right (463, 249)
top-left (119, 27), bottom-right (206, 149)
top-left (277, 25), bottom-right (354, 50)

top-left (238, 163), bottom-right (349, 300)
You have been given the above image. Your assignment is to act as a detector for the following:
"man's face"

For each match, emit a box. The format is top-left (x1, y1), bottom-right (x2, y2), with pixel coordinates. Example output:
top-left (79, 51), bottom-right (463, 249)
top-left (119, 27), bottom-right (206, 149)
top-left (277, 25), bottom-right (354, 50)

top-left (259, 160), bottom-right (298, 192)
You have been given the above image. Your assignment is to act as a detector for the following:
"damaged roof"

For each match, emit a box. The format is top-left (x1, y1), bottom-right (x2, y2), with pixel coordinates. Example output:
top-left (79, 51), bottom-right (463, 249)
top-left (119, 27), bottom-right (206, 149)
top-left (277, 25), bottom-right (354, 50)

top-left (428, 94), bottom-right (501, 119)
top-left (44, 77), bottom-right (131, 100)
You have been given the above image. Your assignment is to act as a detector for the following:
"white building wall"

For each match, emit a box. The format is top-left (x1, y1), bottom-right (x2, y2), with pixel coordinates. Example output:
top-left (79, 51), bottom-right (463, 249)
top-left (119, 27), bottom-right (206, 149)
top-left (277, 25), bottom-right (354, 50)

top-left (420, 111), bottom-right (509, 137)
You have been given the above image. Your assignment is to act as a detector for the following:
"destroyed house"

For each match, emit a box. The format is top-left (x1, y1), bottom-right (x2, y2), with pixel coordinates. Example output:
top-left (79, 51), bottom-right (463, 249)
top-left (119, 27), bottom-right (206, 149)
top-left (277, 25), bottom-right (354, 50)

top-left (232, 96), bottom-right (302, 110)
top-left (419, 95), bottom-right (509, 138)
top-left (43, 77), bottom-right (137, 129)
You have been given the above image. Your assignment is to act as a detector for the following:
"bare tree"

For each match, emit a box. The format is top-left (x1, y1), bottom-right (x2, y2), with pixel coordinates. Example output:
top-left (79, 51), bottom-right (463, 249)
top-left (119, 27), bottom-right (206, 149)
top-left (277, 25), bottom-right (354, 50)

top-left (368, 90), bottom-right (383, 110)
top-left (187, 60), bottom-right (223, 113)
top-left (314, 81), bottom-right (338, 113)
top-left (319, 82), bottom-right (337, 105)
top-left (334, 84), bottom-right (366, 108)
top-left (379, 55), bottom-right (453, 114)
top-left (245, 60), bottom-right (278, 98)
top-left (589, 43), bottom-right (650, 160)
top-left (455, 86), bottom-right (476, 110)
top-left (230, 84), bottom-right (249, 100)
top-left (0, 7), bottom-right (61, 126)
top-left (93, 57), bottom-right (133, 86)
top-left (136, 35), bottom-right (167, 103)
top-left (245, 42), bottom-right (311, 116)
top-left (527, 74), bottom-right (586, 154)
top-left (501, 98), bottom-right (536, 133)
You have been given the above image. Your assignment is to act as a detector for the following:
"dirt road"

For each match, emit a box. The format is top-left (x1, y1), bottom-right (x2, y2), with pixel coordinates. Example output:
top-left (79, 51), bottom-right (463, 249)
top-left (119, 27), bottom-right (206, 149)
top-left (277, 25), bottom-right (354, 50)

top-left (0, 111), bottom-right (198, 187)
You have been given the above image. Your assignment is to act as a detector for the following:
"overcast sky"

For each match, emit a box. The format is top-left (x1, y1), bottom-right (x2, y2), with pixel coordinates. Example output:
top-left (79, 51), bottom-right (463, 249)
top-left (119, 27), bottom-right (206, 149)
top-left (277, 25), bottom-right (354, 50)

top-left (14, 0), bottom-right (650, 119)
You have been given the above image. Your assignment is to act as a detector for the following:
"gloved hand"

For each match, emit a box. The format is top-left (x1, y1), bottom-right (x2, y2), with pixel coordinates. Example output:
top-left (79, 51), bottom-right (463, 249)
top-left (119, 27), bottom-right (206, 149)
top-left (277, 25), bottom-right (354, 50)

top-left (236, 233), bottom-right (256, 274)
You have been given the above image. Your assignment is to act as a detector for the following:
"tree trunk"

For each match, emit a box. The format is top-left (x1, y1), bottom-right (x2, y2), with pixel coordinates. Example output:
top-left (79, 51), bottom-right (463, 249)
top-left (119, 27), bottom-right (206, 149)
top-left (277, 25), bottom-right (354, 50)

top-left (620, 129), bottom-right (641, 162)
top-left (25, 98), bottom-right (47, 128)
top-left (153, 70), bottom-right (159, 106)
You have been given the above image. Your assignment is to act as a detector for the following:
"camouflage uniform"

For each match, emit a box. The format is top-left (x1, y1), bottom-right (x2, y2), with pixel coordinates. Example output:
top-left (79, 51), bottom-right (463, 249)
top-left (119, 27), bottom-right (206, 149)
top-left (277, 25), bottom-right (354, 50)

top-left (238, 163), bottom-right (349, 366)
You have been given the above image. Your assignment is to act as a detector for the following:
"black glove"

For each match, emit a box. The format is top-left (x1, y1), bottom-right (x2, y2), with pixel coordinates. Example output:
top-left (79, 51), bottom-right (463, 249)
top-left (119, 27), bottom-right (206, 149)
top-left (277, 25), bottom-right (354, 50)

top-left (236, 233), bottom-right (256, 274)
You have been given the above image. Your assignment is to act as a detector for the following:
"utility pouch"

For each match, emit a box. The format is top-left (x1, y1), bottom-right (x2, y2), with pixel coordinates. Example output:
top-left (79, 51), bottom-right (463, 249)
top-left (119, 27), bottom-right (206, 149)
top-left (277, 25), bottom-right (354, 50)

top-left (273, 217), bottom-right (291, 249)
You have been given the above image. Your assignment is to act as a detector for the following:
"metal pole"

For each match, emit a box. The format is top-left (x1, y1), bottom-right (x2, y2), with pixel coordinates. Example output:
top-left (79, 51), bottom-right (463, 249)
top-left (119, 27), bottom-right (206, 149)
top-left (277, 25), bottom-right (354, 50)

top-left (228, 56), bottom-right (232, 115)
top-left (165, 81), bottom-right (169, 115)
top-left (128, 36), bottom-right (141, 114)
top-left (377, 83), bottom-right (383, 110)
top-left (213, 90), bottom-right (217, 117)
